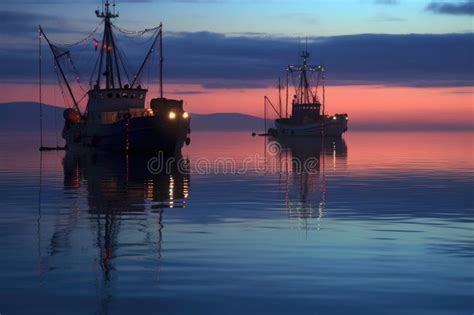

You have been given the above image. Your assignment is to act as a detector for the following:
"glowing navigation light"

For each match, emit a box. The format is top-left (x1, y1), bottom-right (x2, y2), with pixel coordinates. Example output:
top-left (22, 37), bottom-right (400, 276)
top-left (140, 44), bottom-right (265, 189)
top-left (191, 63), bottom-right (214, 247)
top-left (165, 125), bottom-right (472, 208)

top-left (182, 112), bottom-right (189, 119)
top-left (333, 116), bottom-right (337, 120)
top-left (168, 111), bottom-right (176, 120)
top-left (345, 116), bottom-right (349, 120)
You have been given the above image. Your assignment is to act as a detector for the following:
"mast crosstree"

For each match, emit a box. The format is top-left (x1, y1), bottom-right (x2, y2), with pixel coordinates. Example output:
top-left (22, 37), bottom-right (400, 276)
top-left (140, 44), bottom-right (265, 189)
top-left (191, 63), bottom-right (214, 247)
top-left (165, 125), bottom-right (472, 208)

top-left (95, 0), bottom-right (121, 89)
top-left (287, 50), bottom-right (325, 106)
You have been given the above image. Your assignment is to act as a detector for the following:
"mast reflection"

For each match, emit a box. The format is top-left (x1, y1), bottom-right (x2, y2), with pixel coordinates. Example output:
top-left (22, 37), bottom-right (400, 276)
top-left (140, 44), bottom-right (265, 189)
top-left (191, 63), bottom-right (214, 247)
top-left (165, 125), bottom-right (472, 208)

top-left (271, 137), bottom-right (347, 231)
top-left (61, 151), bottom-right (190, 312)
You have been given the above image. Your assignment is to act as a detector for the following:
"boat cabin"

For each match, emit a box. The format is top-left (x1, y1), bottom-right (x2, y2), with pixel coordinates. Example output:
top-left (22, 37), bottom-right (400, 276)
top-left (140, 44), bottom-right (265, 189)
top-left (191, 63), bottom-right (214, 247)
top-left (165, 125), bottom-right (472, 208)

top-left (87, 85), bottom-right (148, 112)
top-left (290, 101), bottom-right (322, 124)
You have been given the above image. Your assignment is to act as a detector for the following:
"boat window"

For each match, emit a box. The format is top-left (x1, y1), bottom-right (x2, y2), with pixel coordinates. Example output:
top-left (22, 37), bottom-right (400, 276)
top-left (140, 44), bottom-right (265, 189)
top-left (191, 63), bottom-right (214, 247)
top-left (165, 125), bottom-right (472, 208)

top-left (122, 93), bottom-right (128, 98)
top-left (116, 93), bottom-right (120, 99)
top-left (139, 94), bottom-right (144, 100)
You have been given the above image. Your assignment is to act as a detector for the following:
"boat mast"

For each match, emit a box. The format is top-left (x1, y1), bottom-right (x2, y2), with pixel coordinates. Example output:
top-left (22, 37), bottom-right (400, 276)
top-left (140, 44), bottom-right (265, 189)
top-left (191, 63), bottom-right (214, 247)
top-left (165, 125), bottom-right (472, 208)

top-left (95, 0), bottom-right (120, 89)
top-left (160, 24), bottom-right (163, 98)
top-left (285, 68), bottom-right (289, 118)
top-left (298, 50), bottom-right (311, 104)
top-left (287, 48), bottom-right (324, 108)
top-left (278, 77), bottom-right (282, 118)
top-left (38, 26), bottom-right (43, 149)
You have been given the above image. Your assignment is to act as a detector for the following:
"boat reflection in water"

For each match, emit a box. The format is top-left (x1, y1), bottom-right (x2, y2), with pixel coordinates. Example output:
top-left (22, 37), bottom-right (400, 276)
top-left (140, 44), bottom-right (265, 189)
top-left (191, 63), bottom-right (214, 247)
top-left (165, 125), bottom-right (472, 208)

top-left (63, 152), bottom-right (190, 211)
top-left (270, 137), bottom-right (347, 231)
top-left (59, 152), bottom-right (189, 311)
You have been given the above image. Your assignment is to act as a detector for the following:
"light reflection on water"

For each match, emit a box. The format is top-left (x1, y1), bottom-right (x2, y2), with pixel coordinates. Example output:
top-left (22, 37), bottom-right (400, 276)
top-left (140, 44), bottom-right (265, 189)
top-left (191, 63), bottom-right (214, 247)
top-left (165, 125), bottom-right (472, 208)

top-left (0, 131), bottom-right (472, 315)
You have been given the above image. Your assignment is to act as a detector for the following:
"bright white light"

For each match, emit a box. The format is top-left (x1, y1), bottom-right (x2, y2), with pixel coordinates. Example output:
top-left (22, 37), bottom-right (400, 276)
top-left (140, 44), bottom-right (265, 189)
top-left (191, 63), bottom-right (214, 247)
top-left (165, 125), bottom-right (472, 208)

top-left (182, 112), bottom-right (189, 119)
top-left (333, 116), bottom-right (337, 120)
top-left (169, 111), bottom-right (176, 120)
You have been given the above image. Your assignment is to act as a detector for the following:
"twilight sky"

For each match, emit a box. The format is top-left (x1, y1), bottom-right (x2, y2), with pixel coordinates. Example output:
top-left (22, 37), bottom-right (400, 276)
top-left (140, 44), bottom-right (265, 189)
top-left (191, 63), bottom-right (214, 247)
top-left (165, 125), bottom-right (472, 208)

top-left (0, 0), bottom-right (472, 128)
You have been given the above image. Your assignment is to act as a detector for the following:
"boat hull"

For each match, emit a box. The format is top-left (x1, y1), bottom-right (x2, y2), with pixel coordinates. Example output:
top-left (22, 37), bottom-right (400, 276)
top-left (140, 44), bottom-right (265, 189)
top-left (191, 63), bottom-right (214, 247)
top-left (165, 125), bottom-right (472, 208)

top-left (63, 116), bottom-right (190, 155)
top-left (271, 118), bottom-right (348, 137)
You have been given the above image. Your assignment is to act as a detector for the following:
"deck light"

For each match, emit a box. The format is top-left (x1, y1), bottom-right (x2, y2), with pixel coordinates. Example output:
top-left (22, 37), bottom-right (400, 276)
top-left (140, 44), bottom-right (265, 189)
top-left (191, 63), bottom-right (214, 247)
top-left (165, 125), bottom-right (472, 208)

top-left (333, 116), bottom-right (337, 120)
top-left (169, 111), bottom-right (176, 120)
top-left (182, 112), bottom-right (189, 119)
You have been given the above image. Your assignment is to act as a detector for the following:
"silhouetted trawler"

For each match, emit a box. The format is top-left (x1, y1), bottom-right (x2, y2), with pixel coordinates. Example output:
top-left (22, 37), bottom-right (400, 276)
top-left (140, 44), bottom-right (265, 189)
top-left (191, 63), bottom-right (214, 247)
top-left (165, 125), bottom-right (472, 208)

top-left (39, 0), bottom-right (190, 154)
top-left (267, 50), bottom-right (348, 137)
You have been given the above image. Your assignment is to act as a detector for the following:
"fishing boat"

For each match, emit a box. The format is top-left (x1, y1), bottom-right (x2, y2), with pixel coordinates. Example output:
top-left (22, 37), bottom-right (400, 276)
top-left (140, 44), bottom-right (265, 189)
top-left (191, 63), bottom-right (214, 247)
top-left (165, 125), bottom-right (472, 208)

top-left (266, 50), bottom-right (348, 137)
top-left (39, 0), bottom-right (190, 154)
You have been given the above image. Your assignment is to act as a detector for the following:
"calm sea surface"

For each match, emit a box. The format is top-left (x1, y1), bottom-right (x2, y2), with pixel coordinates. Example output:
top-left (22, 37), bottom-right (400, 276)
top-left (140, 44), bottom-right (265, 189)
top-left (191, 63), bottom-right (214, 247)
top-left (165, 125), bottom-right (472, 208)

top-left (0, 131), bottom-right (472, 315)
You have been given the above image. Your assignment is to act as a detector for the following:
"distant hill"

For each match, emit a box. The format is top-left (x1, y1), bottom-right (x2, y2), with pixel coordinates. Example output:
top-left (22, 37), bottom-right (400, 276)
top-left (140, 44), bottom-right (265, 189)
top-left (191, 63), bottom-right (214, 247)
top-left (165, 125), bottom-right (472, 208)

top-left (0, 102), bottom-right (271, 132)
top-left (0, 102), bottom-right (63, 132)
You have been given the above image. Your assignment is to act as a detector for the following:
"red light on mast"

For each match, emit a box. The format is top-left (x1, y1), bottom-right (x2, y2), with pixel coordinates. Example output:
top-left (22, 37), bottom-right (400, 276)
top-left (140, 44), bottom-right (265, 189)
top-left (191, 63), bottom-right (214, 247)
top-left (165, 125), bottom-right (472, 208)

top-left (93, 39), bottom-right (99, 51)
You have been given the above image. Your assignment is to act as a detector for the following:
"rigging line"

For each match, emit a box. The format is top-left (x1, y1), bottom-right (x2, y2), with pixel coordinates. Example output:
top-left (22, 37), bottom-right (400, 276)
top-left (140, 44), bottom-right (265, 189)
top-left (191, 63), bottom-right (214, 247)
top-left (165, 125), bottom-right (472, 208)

top-left (290, 72), bottom-right (297, 99)
top-left (53, 21), bottom-right (104, 47)
top-left (308, 72), bottom-right (316, 101)
top-left (115, 43), bottom-right (132, 85)
top-left (315, 72), bottom-right (321, 99)
top-left (40, 26), bottom-right (81, 114)
top-left (54, 106), bottom-right (59, 147)
top-left (72, 40), bottom-right (99, 87)
top-left (89, 47), bottom-right (101, 87)
top-left (264, 96), bottom-right (282, 118)
top-left (113, 29), bottom-right (157, 46)
top-left (54, 63), bottom-right (70, 109)
top-left (77, 92), bottom-right (89, 105)
top-left (65, 53), bottom-right (88, 93)
top-left (116, 38), bottom-right (135, 83)
top-left (131, 26), bottom-right (161, 87)
top-left (111, 23), bottom-right (161, 36)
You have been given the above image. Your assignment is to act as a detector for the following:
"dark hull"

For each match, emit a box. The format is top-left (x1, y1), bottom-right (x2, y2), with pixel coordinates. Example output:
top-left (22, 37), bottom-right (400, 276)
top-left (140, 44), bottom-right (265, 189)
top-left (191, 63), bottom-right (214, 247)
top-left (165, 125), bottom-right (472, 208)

top-left (63, 116), bottom-right (190, 155)
top-left (271, 117), bottom-right (348, 137)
